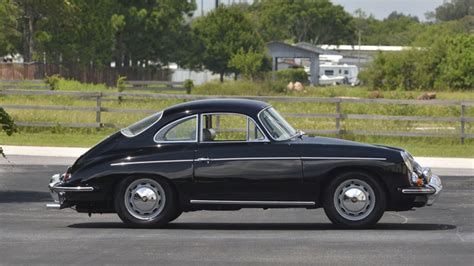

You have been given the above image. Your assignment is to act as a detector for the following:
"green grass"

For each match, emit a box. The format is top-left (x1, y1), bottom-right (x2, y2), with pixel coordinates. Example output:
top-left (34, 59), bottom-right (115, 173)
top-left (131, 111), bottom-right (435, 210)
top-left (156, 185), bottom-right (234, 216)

top-left (1, 79), bottom-right (473, 157)
top-left (192, 80), bottom-right (474, 100)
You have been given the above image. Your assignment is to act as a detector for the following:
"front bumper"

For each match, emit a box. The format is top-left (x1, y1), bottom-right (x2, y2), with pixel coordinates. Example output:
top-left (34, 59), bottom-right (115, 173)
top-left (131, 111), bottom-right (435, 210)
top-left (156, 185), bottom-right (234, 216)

top-left (401, 170), bottom-right (443, 206)
top-left (46, 173), bottom-right (94, 210)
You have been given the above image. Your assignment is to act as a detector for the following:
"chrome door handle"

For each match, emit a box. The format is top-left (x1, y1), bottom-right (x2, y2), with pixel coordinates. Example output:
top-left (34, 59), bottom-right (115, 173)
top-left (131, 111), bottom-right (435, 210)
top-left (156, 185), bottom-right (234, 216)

top-left (196, 157), bottom-right (211, 163)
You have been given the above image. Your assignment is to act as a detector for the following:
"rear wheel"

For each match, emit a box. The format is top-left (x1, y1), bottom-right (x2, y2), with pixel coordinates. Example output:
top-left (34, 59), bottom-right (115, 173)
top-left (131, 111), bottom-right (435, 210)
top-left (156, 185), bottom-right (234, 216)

top-left (114, 176), bottom-right (178, 228)
top-left (322, 171), bottom-right (386, 229)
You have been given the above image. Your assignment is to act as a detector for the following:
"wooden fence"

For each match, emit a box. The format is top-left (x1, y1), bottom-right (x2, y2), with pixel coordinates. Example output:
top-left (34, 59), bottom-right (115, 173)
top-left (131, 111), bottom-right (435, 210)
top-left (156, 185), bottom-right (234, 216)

top-left (123, 80), bottom-right (186, 93)
top-left (0, 89), bottom-right (472, 143)
top-left (0, 63), bottom-right (171, 86)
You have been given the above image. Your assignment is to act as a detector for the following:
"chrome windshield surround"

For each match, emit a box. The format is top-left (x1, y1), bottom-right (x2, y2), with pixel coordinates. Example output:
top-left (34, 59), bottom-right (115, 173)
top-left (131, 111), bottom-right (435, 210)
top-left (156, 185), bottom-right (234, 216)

top-left (153, 114), bottom-right (199, 144)
top-left (199, 112), bottom-right (270, 143)
top-left (121, 111), bottom-right (163, 138)
top-left (257, 106), bottom-right (298, 142)
top-left (190, 199), bottom-right (316, 206)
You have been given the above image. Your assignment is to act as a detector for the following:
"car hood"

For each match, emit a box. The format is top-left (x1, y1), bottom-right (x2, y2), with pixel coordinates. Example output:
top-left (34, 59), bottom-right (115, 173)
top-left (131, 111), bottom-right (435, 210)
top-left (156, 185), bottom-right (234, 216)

top-left (295, 136), bottom-right (404, 158)
top-left (70, 132), bottom-right (121, 173)
top-left (298, 136), bottom-right (375, 147)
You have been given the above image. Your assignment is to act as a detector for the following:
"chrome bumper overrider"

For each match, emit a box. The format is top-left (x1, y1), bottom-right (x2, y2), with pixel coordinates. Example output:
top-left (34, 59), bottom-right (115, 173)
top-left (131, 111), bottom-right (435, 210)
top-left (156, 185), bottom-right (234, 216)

top-left (402, 172), bottom-right (443, 206)
top-left (46, 173), bottom-right (94, 210)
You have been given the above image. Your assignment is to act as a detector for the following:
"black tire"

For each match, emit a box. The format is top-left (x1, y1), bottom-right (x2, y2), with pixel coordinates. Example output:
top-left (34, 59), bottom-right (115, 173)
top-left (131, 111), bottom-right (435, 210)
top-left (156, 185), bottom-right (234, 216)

top-left (167, 209), bottom-right (183, 223)
top-left (114, 176), bottom-right (178, 228)
top-left (322, 171), bottom-right (386, 229)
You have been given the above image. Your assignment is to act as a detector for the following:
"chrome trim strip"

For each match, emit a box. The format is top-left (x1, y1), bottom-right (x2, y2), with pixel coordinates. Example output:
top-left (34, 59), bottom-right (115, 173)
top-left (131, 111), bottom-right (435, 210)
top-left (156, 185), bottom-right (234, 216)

top-left (401, 187), bottom-right (436, 194)
top-left (111, 159), bottom-right (194, 166)
top-left (190, 199), bottom-right (316, 206)
top-left (52, 186), bottom-right (94, 192)
top-left (210, 157), bottom-right (299, 162)
top-left (112, 156), bottom-right (386, 166)
top-left (46, 203), bottom-right (61, 209)
top-left (302, 156), bottom-right (387, 161)
top-left (153, 114), bottom-right (199, 144)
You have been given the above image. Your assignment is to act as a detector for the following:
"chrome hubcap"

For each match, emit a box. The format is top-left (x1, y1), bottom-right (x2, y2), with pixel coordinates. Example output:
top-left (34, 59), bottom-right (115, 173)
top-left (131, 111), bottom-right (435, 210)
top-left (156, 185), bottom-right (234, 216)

top-left (334, 179), bottom-right (375, 221)
top-left (125, 179), bottom-right (165, 220)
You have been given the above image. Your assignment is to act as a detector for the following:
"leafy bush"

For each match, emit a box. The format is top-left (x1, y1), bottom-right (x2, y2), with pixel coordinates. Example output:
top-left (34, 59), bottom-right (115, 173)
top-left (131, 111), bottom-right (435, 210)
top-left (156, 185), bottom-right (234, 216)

top-left (363, 34), bottom-right (473, 91)
top-left (0, 107), bottom-right (16, 157)
top-left (116, 75), bottom-right (127, 103)
top-left (183, 79), bottom-right (194, 94)
top-left (275, 68), bottom-right (309, 84)
top-left (44, 74), bottom-right (63, 90)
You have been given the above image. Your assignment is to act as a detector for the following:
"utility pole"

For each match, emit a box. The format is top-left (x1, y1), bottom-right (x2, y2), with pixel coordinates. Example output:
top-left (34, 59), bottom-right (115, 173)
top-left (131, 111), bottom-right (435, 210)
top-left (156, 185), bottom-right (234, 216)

top-left (201, 0), bottom-right (203, 16)
top-left (215, 0), bottom-right (219, 8)
top-left (358, 30), bottom-right (362, 70)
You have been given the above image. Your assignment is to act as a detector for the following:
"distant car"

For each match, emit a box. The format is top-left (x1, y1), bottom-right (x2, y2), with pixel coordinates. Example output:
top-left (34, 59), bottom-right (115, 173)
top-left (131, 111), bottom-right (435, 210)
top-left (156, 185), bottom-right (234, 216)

top-left (47, 99), bottom-right (442, 229)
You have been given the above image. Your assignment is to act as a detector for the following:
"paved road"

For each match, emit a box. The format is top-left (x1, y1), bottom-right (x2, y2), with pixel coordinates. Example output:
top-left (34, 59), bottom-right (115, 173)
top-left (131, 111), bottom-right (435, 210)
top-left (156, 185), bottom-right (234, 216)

top-left (0, 161), bottom-right (473, 265)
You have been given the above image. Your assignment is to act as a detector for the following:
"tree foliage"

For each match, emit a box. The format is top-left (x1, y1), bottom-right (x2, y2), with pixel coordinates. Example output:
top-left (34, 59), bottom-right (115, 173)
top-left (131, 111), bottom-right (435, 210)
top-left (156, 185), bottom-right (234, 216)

top-left (112, 0), bottom-right (195, 68)
top-left (192, 5), bottom-right (264, 81)
top-left (252, 0), bottom-right (355, 44)
top-left (360, 34), bottom-right (473, 91)
top-left (0, 0), bottom-right (21, 56)
top-left (429, 0), bottom-right (474, 21)
top-left (353, 9), bottom-right (422, 46)
top-left (0, 107), bottom-right (16, 158)
top-left (228, 48), bottom-right (266, 80)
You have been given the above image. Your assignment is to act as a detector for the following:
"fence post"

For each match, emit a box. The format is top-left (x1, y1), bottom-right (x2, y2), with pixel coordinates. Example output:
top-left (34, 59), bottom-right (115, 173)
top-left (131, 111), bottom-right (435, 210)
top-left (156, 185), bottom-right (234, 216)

top-left (460, 103), bottom-right (465, 144)
top-left (335, 100), bottom-right (341, 135)
top-left (96, 93), bottom-right (102, 128)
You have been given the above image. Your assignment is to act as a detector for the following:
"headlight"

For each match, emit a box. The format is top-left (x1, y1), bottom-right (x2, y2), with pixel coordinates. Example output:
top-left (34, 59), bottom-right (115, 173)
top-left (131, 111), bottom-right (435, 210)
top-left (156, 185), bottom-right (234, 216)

top-left (401, 151), bottom-right (425, 186)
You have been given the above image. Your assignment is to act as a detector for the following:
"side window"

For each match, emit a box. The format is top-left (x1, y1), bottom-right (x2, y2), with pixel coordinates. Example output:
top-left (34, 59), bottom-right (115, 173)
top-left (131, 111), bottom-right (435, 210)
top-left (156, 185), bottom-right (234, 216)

top-left (201, 114), bottom-right (265, 142)
top-left (248, 119), bottom-right (265, 141)
top-left (154, 116), bottom-right (197, 142)
top-left (324, 70), bottom-right (334, 76)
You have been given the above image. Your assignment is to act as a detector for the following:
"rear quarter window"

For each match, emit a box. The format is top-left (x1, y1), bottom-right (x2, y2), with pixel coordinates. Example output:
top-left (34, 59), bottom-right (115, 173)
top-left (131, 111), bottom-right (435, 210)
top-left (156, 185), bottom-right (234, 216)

top-left (121, 112), bottom-right (163, 137)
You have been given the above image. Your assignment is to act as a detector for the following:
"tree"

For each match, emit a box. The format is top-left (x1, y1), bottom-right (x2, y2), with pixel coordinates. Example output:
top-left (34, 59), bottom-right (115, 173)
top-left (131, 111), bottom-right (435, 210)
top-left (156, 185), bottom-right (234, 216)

top-left (432, 0), bottom-right (474, 21)
top-left (112, 0), bottom-right (196, 68)
top-left (35, 0), bottom-right (121, 66)
top-left (252, 0), bottom-right (355, 45)
top-left (228, 48), bottom-right (266, 80)
top-left (437, 34), bottom-right (474, 90)
top-left (0, 0), bottom-right (21, 57)
top-left (353, 10), bottom-right (422, 45)
top-left (361, 34), bottom-right (473, 91)
top-left (193, 5), bottom-right (264, 82)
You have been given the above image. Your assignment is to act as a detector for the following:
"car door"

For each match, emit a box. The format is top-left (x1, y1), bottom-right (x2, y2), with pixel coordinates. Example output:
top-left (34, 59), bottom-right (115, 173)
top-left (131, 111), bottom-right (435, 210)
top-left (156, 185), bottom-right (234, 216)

top-left (192, 113), bottom-right (307, 202)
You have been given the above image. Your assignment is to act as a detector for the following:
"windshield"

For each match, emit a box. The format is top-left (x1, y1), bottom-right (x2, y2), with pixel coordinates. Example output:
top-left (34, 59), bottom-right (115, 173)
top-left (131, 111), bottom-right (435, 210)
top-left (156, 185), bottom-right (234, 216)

top-left (121, 111), bottom-right (163, 137)
top-left (258, 107), bottom-right (297, 141)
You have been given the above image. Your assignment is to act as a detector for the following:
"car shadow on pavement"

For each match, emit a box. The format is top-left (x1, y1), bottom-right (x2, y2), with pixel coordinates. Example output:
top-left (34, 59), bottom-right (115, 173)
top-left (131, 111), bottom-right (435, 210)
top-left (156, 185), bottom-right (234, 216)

top-left (0, 190), bottom-right (51, 203)
top-left (68, 222), bottom-right (456, 231)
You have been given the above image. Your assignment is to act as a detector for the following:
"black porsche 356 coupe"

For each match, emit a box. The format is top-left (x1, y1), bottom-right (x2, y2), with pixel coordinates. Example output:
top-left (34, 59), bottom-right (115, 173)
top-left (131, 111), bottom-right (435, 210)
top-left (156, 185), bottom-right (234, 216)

top-left (47, 99), bottom-right (442, 228)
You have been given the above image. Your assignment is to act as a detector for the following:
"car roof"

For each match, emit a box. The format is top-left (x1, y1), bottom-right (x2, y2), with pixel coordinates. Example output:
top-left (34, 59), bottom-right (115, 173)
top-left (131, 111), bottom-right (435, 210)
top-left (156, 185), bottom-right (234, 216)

top-left (163, 98), bottom-right (270, 117)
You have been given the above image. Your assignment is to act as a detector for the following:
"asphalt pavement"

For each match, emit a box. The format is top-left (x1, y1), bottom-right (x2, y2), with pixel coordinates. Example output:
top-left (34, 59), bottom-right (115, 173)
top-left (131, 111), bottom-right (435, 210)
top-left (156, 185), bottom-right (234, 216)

top-left (0, 156), bottom-right (473, 265)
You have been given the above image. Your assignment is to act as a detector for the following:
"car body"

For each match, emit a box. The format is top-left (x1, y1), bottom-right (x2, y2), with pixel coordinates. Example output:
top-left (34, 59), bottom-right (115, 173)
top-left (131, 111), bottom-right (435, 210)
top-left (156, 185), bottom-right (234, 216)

top-left (47, 99), bottom-right (442, 228)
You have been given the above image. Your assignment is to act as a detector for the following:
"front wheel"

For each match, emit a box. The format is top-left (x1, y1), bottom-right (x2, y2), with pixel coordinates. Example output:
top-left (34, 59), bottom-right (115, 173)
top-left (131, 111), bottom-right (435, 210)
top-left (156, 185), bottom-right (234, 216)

top-left (322, 171), bottom-right (386, 229)
top-left (114, 176), bottom-right (178, 228)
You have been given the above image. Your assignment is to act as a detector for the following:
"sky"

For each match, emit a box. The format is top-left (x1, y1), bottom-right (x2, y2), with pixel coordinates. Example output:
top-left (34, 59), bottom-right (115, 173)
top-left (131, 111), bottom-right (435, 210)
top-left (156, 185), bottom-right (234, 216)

top-left (196, 0), bottom-right (446, 20)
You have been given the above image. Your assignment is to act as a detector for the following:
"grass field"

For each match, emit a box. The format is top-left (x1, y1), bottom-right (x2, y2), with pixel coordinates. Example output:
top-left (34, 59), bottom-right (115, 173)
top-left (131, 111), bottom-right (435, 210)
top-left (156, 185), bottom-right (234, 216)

top-left (0, 79), bottom-right (473, 157)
